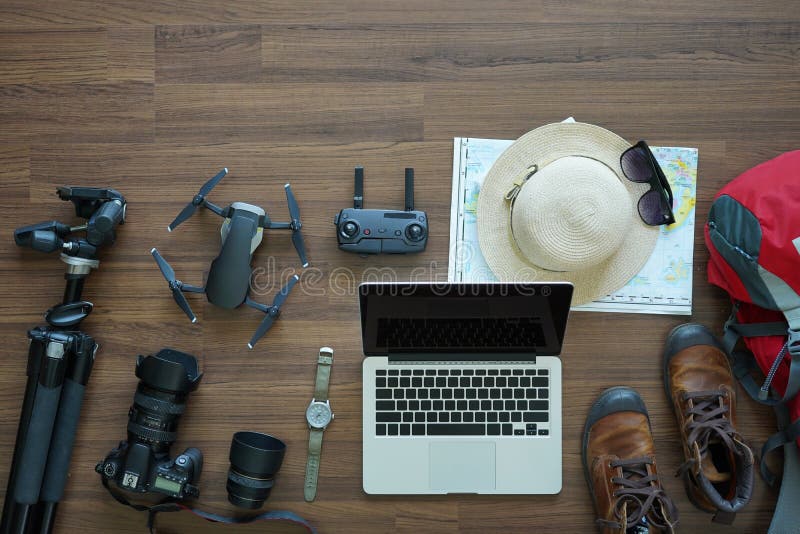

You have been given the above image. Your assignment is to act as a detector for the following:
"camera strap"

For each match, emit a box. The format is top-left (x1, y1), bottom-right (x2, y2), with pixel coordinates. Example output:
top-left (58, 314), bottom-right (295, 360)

top-left (101, 478), bottom-right (317, 534)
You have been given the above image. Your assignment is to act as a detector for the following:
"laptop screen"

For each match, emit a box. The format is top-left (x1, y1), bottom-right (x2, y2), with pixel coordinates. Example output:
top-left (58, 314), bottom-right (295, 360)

top-left (360, 283), bottom-right (573, 356)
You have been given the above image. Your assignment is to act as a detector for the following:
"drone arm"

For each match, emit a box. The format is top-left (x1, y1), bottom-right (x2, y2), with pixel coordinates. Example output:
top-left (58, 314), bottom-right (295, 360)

top-left (202, 200), bottom-right (227, 217)
top-left (257, 213), bottom-right (289, 230)
top-left (244, 297), bottom-right (272, 314)
top-left (264, 221), bottom-right (292, 230)
top-left (180, 283), bottom-right (206, 294)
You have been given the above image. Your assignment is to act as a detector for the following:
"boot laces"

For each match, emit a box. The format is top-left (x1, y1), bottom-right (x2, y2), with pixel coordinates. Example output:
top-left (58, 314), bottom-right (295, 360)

top-left (596, 456), bottom-right (679, 532)
top-left (677, 389), bottom-right (738, 475)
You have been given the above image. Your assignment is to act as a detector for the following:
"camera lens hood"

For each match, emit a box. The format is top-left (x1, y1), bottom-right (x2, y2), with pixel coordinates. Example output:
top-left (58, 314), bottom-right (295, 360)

top-left (135, 348), bottom-right (202, 394)
top-left (227, 431), bottom-right (286, 509)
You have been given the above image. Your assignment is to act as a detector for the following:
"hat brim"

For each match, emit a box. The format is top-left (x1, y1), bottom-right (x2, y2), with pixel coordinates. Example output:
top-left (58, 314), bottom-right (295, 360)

top-left (477, 122), bottom-right (659, 305)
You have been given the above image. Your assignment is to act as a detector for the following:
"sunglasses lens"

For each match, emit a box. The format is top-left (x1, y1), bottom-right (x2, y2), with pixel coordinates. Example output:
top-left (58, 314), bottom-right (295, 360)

top-left (621, 145), bottom-right (653, 183)
top-left (637, 189), bottom-right (672, 225)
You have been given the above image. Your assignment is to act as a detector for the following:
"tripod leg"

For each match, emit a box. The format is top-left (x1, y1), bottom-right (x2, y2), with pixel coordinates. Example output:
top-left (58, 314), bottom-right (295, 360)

top-left (7, 331), bottom-right (69, 534)
top-left (0, 337), bottom-right (46, 534)
top-left (37, 334), bottom-right (96, 534)
top-left (11, 380), bottom-right (63, 534)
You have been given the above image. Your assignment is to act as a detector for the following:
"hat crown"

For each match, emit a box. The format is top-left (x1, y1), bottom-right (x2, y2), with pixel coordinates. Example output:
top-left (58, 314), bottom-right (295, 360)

top-left (511, 156), bottom-right (632, 271)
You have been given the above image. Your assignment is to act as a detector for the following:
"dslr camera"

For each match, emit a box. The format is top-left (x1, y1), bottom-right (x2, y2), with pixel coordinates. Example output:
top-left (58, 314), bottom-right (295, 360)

top-left (96, 349), bottom-right (203, 500)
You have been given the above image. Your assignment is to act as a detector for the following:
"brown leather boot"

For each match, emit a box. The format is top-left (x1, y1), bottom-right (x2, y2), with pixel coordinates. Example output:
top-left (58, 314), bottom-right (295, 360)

top-left (583, 387), bottom-right (679, 533)
top-left (664, 323), bottom-right (755, 524)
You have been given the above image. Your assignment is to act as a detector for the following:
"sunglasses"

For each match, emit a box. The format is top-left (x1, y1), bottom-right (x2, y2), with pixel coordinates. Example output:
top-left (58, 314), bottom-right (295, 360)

top-left (620, 140), bottom-right (676, 226)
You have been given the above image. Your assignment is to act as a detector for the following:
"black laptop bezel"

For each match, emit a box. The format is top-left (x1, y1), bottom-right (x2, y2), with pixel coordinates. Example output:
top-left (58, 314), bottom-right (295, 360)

top-left (359, 282), bottom-right (573, 358)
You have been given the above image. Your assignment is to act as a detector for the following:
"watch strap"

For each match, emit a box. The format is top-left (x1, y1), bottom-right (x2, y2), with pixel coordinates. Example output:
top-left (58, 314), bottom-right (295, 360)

top-left (314, 348), bottom-right (333, 401)
top-left (304, 428), bottom-right (324, 502)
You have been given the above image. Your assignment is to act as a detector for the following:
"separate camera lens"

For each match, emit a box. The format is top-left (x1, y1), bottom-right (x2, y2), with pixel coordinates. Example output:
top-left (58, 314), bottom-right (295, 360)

top-left (227, 432), bottom-right (286, 509)
top-left (405, 223), bottom-right (425, 241)
top-left (341, 221), bottom-right (359, 238)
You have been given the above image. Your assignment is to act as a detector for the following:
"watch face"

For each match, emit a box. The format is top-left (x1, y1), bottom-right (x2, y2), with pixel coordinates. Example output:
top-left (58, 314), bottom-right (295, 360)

top-left (306, 401), bottom-right (332, 429)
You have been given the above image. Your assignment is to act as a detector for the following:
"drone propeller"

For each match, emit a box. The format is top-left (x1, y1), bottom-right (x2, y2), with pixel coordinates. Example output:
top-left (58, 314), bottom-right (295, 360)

top-left (151, 248), bottom-right (197, 323)
top-left (246, 274), bottom-right (300, 349)
top-left (168, 168), bottom-right (228, 232)
top-left (284, 184), bottom-right (308, 267)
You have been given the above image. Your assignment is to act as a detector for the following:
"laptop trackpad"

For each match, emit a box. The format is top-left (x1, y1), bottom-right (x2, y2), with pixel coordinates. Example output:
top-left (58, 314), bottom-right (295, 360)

top-left (429, 442), bottom-right (496, 492)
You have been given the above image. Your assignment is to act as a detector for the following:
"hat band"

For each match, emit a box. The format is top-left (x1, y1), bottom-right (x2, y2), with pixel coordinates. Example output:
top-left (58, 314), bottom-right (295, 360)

top-left (504, 164), bottom-right (538, 202)
top-left (504, 164), bottom-right (568, 274)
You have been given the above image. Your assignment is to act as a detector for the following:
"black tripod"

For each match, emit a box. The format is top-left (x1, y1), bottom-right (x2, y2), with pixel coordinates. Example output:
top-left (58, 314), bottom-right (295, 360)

top-left (1, 187), bottom-right (126, 534)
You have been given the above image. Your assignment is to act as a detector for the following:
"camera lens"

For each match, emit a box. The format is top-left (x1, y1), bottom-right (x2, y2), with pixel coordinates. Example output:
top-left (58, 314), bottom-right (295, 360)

top-left (227, 432), bottom-right (286, 509)
top-left (128, 349), bottom-right (203, 453)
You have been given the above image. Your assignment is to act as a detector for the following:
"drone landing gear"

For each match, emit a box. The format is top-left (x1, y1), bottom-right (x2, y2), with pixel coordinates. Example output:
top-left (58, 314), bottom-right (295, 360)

top-left (244, 274), bottom-right (300, 349)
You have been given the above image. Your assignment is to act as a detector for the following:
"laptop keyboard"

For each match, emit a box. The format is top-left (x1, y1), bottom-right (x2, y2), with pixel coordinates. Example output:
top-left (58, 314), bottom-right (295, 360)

top-left (376, 317), bottom-right (545, 350)
top-left (374, 367), bottom-right (550, 438)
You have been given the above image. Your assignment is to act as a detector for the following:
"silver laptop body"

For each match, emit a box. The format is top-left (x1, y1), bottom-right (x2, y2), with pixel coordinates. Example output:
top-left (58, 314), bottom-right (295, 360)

top-left (361, 282), bottom-right (573, 494)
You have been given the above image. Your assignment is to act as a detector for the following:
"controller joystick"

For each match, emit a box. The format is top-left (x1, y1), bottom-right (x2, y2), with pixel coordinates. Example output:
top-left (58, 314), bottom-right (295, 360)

top-left (341, 221), bottom-right (359, 238)
top-left (405, 223), bottom-right (424, 242)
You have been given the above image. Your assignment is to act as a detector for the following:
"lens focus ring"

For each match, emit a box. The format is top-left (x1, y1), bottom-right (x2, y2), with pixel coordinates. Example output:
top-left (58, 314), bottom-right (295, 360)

top-left (133, 391), bottom-right (187, 416)
top-left (127, 420), bottom-right (178, 444)
top-left (227, 469), bottom-right (275, 489)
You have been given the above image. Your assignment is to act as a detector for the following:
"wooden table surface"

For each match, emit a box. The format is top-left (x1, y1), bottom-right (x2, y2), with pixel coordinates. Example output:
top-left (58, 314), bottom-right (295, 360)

top-left (1, 2), bottom-right (798, 532)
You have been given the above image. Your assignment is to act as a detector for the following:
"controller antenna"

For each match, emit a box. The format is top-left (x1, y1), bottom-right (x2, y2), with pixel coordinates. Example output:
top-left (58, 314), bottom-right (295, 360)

top-left (404, 168), bottom-right (414, 212)
top-left (353, 166), bottom-right (364, 209)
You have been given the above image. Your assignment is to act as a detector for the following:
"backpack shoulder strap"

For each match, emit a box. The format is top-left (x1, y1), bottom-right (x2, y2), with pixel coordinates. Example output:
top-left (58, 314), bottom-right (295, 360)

top-left (721, 302), bottom-right (787, 354)
top-left (760, 408), bottom-right (800, 486)
top-left (767, 405), bottom-right (800, 534)
top-left (722, 303), bottom-right (800, 406)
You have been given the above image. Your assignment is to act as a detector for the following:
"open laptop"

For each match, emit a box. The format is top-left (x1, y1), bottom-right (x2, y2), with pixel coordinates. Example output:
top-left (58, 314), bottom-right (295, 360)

top-left (361, 282), bottom-right (573, 494)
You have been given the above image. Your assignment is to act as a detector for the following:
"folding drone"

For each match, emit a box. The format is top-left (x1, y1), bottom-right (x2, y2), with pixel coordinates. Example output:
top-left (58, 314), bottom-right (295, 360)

top-left (151, 169), bottom-right (307, 348)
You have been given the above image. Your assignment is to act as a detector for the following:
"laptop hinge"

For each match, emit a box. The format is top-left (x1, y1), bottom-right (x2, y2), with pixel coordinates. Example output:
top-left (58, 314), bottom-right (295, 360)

top-left (387, 353), bottom-right (537, 364)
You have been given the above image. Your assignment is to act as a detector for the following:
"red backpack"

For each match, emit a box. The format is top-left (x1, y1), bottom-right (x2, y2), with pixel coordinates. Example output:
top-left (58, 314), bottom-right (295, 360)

top-left (704, 150), bottom-right (800, 531)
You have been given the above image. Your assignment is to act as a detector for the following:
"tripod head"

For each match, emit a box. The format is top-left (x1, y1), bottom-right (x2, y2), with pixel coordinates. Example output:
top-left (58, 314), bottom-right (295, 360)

top-left (15, 187), bottom-right (126, 258)
top-left (14, 187), bottom-right (127, 327)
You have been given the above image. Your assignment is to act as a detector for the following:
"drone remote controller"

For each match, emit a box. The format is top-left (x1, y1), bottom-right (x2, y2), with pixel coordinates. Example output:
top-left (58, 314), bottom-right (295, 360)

top-left (334, 167), bottom-right (428, 254)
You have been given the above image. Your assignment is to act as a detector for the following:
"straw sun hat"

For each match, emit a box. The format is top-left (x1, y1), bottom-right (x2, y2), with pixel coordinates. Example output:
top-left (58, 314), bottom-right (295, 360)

top-left (477, 122), bottom-right (659, 305)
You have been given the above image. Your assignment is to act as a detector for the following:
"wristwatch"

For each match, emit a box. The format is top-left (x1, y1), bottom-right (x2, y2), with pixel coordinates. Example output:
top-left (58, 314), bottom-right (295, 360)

top-left (304, 347), bottom-right (334, 502)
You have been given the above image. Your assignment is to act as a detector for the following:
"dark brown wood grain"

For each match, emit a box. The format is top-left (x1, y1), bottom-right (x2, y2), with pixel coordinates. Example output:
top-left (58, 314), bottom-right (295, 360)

top-left (0, 3), bottom-right (796, 532)
top-left (156, 25), bottom-right (263, 83)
